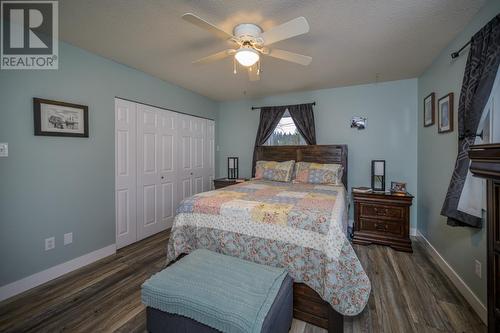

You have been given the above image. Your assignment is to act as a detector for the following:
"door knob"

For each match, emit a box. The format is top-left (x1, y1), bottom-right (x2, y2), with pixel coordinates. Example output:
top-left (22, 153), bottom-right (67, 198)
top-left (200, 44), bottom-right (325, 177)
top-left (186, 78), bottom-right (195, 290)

top-left (190, 172), bottom-right (193, 175)
top-left (161, 176), bottom-right (165, 179)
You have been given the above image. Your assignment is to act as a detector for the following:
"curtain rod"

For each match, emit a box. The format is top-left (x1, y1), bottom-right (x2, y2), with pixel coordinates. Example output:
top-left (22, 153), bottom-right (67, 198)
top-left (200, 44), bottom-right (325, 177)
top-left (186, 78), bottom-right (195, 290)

top-left (251, 102), bottom-right (316, 110)
top-left (451, 40), bottom-right (471, 59)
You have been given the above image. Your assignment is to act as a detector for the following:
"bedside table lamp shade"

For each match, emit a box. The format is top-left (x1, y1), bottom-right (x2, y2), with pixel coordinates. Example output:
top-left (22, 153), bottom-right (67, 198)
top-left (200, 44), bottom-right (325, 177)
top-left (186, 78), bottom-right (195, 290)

top-left (228, 157), bottom-right (239, 179)
top-left (371, 160), bottom-right (385, 191)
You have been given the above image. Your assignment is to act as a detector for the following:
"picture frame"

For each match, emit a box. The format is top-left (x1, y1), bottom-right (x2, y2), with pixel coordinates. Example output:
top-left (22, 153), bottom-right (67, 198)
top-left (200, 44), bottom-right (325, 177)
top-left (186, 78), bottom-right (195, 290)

top-left (34, 98), bottom-right (89, 137)
top-left (390, 181), bottom-right (407, 194)
top-left (423, 92), bottom-right (435, 127)
top-left (438, 93), bottom-right (454, 134)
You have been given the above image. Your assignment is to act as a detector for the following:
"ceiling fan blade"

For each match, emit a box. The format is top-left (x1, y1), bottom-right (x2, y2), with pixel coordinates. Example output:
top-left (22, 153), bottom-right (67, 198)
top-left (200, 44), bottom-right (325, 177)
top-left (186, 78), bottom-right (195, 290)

top-left (192, 49), bottom-right (235, 64)
top-left (248, 65), bottom-right (260, 81)
top-left (182, 13), bottom-right (234, 40)
top-left (267, 49), bottom-right (312, 66)
top-left (261, 17), bottom-right (310, 46)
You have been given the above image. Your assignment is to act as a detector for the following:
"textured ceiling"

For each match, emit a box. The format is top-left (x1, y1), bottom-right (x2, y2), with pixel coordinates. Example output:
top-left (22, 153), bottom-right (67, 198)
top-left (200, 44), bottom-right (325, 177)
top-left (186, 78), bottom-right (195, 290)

top-left (59, 0), bottom-right (485, 101)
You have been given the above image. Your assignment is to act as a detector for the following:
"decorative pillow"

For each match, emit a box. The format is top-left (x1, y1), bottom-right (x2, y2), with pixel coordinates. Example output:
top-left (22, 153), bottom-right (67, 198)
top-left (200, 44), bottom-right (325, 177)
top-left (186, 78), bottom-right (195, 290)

top-left (293, 162), bottom-right (343, 185)
top-left (255, 160), bottom-right (295, 182)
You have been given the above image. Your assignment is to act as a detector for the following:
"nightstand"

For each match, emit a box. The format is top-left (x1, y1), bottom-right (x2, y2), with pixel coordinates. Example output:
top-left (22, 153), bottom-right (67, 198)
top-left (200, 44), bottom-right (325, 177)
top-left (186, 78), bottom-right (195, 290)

top-left (352, 190), bottom-right (414, 252)
top-left (213, 178), bottom-right (248, 189)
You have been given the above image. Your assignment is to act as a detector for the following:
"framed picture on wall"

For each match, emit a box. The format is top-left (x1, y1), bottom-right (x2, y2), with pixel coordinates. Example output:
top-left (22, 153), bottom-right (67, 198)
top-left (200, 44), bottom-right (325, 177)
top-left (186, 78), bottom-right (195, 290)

top-left (33, 98), bottom-right (89, 137)
top-left (423, 92), bottom-right (435, 127)
top-left (438, 93), bottom-right (454, 133)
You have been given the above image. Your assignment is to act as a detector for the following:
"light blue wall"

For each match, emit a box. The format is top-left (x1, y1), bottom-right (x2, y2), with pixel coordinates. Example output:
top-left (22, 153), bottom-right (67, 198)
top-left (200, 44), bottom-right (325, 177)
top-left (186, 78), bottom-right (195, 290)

top-left (1, 3), bottom-right (495, 307)
top-left (0, 41), bottom-right (217, 286)
top-left (216, 79), bottom-right (418, 227)
top-left (417, 0), bottom-right (500, 306)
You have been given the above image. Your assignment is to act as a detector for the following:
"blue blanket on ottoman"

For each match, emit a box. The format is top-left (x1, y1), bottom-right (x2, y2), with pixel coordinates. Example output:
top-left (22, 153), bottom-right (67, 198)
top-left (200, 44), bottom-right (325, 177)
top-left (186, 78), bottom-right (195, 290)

top-left (141, 249), bottom-right (288, 333)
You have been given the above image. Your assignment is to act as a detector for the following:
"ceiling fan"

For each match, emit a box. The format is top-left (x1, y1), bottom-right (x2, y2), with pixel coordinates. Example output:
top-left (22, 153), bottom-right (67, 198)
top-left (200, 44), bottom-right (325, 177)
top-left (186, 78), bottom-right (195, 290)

top-left (182, 13), bottom-right (312, 81)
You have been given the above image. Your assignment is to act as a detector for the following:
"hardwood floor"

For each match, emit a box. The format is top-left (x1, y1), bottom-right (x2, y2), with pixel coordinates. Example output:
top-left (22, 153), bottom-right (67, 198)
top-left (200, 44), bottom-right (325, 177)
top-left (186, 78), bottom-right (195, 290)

top-left (0, 230), bottom-right (486, 333)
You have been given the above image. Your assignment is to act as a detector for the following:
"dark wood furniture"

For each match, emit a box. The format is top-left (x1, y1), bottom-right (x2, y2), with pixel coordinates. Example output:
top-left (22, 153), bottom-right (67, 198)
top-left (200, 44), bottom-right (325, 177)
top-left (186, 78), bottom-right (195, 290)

top-left (352, 191), bottom-right (413, 252)
top-left (213, 178), bottom-right (247, 189)
top-left (254, 144), bottom-right (348, 186)
top-left (254, 144), bottom-right (348, 332)
top-left (468, 143), bottom-right (500, 333)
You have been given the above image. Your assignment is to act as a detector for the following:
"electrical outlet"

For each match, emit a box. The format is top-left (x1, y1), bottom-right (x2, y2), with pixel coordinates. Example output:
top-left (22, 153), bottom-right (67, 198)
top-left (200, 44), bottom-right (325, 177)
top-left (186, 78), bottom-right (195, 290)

top-left (475, 260), bottom-right (482, 278)
top-left (0, 143), bottom-right (8, 157)
top-left (64, 232), bottom-right (73, 245)
top-left (45, 237), bottom-right (55, 251)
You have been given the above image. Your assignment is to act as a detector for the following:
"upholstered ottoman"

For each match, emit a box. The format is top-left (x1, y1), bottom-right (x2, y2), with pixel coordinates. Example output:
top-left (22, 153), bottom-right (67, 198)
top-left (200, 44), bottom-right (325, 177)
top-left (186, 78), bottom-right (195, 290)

top-left (141, 249), bottom-right (293, 333)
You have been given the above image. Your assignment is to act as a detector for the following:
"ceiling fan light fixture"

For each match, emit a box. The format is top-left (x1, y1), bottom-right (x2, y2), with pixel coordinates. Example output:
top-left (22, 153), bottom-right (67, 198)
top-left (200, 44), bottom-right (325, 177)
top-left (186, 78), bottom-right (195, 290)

top-left (235, 47), bottom-right (259, 67)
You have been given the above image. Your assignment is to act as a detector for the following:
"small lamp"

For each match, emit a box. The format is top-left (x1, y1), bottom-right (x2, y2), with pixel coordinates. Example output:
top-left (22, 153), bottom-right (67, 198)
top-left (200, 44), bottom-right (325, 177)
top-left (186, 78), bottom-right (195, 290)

top-left (371, 160), bottom-right (386, 192)
top-left (227, 157), bottom-right (239, 179)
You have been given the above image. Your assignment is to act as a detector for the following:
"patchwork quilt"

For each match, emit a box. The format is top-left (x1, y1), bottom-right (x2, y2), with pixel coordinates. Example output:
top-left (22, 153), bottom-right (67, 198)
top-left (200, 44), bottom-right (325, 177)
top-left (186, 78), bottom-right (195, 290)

top-left (166, 180), bottom-right (371, 316)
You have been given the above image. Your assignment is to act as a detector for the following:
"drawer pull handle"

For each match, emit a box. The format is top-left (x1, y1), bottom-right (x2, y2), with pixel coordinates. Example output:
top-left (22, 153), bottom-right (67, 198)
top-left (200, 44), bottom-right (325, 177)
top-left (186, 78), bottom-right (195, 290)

top-left (373, 223), bottom-right (387, 231)
top-left (373, 207), bottom-right (389, 216)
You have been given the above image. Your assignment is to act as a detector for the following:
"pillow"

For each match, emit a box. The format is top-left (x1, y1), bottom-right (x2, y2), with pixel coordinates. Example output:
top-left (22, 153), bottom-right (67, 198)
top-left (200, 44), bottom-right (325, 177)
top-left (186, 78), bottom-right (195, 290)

top-left (293, 162), bottom-right (343, 185)
top-left (255, 160), bottom-right (295, 182)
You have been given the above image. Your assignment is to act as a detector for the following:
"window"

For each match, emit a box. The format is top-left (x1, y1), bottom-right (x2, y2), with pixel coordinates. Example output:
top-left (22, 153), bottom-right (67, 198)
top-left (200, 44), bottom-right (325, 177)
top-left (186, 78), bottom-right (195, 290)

top-left (265, 110), bottom-right (306, 145)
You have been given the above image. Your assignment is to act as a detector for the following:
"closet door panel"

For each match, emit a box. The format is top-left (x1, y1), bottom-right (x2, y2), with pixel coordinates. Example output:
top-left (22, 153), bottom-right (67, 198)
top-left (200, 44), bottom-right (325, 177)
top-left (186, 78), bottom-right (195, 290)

top-left (137, 104), bottom-right (161, 240)
top-left (115, 99), bottom-right (137, 249)
top-left (177, 115), bottom-right (215, 199)
top-left (191, 117), bottom-right (205, 195)
top-left (158, 111), bottom-right (177, 228)
top-left (117, 100), bottom-right (212, 247)
top-left (178, 115), bottom-right (194, 201)
top-left (143, 184), bottom-right (157, 225)
top-left (161, 182), bottom-right (174, 223)
top-left (143, 133), bottom-right (157, 174)
top-left (206, 120), bottom-right (215, 191)
top-left (181, 178), bottom-right (192, 200)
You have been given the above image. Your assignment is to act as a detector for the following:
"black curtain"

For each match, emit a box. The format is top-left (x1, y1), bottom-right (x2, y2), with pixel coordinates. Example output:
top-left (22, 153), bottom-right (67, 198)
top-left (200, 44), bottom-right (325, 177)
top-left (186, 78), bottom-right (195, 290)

top-left (251, 106), bottom-right (287, 176)
top-left (441, 14), bottom-right (500, 227)
top-left (288, 103), bottom-right (317, 145)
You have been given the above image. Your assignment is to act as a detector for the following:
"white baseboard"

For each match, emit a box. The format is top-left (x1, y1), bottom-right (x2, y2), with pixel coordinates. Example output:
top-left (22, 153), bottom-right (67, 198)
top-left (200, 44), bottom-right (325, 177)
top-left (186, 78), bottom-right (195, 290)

top-left (417, 231), bottom-right (487, 324)
top-left (0, 244), bottom-right (116, 302)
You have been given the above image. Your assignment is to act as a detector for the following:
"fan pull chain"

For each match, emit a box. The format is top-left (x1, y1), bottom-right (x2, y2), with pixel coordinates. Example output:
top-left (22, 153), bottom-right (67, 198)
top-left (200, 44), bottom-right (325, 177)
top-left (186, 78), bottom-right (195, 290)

top-left (233, 57), bottom-right (237, 74)
top-left (257, 60), bottom-right (261, 75)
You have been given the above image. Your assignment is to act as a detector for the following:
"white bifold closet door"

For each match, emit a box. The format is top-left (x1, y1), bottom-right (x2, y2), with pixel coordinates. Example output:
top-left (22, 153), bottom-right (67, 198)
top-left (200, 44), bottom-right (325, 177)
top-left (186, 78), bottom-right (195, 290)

top-left (115, 98), bottom-right (214, 249)
top-left (115, 99), bottom-right (137, 249)
top-left (178, 115), bottom-right (212, 200)
top-left (206, 120), bottom-right (215, 191)
top-left (136, 103), bottom-right (177, 241)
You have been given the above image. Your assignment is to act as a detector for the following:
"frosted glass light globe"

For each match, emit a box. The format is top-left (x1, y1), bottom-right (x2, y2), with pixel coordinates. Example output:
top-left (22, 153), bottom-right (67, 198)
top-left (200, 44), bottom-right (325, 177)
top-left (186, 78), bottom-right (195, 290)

top-left (235, 48), bottom-right (259, 67)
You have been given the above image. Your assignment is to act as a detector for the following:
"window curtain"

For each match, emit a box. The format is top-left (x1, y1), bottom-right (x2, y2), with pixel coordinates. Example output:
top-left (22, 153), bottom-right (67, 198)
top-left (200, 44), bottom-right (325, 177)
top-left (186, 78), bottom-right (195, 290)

top-left (251, 106), bottom-right (287, 176)
top-left (441, 14), bottom-right (500, 227)
top-left (288, 103), bottom-right (317, 145)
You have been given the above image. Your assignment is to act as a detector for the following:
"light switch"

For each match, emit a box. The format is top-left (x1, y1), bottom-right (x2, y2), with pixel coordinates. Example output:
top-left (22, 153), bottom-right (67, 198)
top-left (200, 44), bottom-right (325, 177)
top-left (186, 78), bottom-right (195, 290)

top-left (45, 237), bottom-right (55, 251)
top-left (0, 143), bottom-right (7, 157)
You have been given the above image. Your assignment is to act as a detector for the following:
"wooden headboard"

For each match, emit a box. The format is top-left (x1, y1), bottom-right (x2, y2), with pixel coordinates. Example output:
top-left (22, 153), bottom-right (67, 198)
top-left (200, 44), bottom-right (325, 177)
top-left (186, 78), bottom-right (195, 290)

top-left (254, 145), bottom-right (348, 188)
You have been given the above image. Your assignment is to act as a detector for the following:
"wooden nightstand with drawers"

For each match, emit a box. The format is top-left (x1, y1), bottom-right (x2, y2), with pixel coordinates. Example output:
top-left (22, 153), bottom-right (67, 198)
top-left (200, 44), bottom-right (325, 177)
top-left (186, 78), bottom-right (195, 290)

top-left (213, 178), bottom-right (248, 189)
top-left (352, 190), bottom-right (414, 252)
